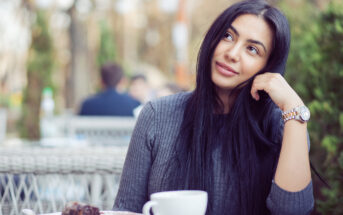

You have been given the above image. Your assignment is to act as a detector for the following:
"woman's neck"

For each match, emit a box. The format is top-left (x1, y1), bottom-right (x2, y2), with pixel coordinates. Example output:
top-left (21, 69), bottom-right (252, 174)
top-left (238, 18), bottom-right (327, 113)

top-left (216, 88), bottom-right (239, 114)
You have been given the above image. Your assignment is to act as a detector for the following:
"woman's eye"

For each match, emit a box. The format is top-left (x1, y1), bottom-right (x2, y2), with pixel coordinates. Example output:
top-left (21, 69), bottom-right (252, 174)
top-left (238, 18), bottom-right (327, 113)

top-left (247, 46), bottom-right (259, 55)
top-left (224, 32), bottom-right (233, 41)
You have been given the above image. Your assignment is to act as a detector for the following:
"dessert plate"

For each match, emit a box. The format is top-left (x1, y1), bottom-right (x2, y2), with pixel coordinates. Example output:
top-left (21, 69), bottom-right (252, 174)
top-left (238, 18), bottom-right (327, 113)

top-left (38, 211), bottom-right (142, 215)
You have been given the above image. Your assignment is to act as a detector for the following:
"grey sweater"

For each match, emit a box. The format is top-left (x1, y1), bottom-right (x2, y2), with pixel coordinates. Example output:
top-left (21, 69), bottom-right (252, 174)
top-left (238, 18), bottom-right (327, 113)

top-left (113, 92), bottom-right (314, 214)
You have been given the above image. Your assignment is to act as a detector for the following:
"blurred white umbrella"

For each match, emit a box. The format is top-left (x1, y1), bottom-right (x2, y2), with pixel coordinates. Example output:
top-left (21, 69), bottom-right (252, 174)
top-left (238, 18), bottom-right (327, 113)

top-left (158, 0), bottom-right (179, 13)
top-left (115, 0), bottom-right (138, 14)
top-left (35, 0), bottom-right (74, 10)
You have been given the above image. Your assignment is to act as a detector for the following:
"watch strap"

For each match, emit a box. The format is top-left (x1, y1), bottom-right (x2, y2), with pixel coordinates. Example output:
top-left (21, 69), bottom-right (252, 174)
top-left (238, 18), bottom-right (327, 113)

top-left (282, 105), bottom-right (310, 123)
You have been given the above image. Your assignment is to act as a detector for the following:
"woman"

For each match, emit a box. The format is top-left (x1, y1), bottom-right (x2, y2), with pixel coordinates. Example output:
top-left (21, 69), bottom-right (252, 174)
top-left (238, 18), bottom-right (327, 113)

top-left (113, 0), bottom-right (314, 214)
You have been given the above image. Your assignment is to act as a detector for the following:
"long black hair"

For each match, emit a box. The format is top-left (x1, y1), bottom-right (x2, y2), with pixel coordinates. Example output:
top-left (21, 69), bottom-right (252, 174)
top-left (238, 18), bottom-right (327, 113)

top-left (163, 1), bottom-right (291, 214)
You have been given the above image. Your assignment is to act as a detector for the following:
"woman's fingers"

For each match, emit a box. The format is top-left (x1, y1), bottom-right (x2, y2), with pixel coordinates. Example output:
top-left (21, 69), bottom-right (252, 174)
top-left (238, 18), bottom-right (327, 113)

top-left (251, 73), bottom-right (303, 111)
top-left (250, 73), bottom-right (276, 100)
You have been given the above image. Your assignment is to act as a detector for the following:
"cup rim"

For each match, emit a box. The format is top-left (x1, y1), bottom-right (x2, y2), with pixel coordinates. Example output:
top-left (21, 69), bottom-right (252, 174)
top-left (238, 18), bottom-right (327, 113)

top-left (151, 190), bottom-right (207, 199)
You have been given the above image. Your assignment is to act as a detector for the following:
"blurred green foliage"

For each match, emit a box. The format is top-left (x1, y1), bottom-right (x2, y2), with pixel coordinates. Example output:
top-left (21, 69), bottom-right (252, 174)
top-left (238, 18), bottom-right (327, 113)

top-left (96, 20), bottom-right (117, 68)
top-left (20, 11), bottom-right (55, 140)
top-left (281, 0), bottom-right (343, 214)
top-left (0, 95), bottom-right (9, 108)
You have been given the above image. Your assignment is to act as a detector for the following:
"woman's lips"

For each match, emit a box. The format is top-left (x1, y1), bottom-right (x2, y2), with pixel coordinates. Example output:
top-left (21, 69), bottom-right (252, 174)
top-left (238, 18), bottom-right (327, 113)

top-left (215, 62), bottom-right (238, 77)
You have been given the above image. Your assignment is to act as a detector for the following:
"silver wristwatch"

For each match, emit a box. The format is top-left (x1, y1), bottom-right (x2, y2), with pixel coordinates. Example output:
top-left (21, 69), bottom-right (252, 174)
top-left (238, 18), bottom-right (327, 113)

top-left (282, 105), bottom-right (310, 123)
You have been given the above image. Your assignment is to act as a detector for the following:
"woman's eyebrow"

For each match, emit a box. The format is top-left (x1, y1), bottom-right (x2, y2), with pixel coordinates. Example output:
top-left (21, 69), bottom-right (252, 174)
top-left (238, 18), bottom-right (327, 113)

top-left (247, 39), bottom-right (267, 53)
top-left (230, 26), bottom-right (267, 53)
top-left (229, 26), bottom-right (239, 36)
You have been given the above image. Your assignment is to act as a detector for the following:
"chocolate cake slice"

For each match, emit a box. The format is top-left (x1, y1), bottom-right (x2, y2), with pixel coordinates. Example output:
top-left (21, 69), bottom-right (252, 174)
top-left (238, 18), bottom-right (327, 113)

top-left (61, 202), bottom-right (100, 215)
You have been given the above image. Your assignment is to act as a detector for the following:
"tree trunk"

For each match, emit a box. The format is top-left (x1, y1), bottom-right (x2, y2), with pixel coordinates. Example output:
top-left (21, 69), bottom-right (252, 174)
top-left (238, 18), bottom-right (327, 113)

top-left (22, 71), bottom-right (43, 139)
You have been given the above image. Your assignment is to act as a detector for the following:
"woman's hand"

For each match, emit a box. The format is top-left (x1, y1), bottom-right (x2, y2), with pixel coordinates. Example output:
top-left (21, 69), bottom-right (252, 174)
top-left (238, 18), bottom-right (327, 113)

top-left (251, 72), bottom-right (304, 111)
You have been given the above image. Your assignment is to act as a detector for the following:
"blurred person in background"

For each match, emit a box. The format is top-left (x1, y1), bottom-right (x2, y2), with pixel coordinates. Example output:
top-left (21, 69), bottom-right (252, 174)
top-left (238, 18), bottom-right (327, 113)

top-left (79, 63), bottom-right (140, 116)
top-left (129, 74), bottom-right (157, 118)
top-left (156, 83), bottom-right (186, 98)
top-left (128, 74), bottom-right (155, 104)
top-left (132, 81), bottom-right (186, 117)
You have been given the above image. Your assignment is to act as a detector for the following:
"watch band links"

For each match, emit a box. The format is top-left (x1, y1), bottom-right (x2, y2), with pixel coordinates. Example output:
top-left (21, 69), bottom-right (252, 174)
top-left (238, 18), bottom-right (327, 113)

top-left (282, 108), bottom-right (298, 123)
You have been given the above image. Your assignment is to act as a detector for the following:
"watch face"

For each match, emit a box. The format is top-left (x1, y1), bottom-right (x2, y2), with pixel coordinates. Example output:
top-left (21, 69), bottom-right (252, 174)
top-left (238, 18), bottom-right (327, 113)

top-left (299, 106), bottom-right (310, 121)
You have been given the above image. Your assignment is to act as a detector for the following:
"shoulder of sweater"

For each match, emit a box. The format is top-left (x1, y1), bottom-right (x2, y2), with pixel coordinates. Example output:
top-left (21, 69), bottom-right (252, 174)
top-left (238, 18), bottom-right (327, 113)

top-left (148, 91), bottom-right (192, 112)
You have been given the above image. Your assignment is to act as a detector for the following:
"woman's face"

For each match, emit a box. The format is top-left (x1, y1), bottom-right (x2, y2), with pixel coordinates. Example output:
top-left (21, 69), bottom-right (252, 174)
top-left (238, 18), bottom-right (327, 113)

top-left (211, 14), bottom-right (274, 93)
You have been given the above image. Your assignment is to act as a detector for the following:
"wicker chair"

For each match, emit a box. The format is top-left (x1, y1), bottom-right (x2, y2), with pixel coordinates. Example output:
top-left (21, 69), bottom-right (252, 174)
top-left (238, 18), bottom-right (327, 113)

top-left (0, 146), bottom-right (128, 215)
top-left (40, 116), bottom-right (137, 146)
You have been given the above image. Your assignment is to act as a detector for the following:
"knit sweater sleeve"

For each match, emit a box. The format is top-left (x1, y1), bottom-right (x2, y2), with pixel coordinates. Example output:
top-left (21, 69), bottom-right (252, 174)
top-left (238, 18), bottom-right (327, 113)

top-left (266, 180), bottom-right (314, 215)
top-left (266, 108), bottom-right (314, 215)
top-left (113, 102), bottom-right (156, 213)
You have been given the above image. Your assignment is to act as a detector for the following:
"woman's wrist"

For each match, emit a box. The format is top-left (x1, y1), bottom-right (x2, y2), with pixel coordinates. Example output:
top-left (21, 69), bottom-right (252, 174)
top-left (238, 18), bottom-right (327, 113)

top-left (282, 97), bottom-right (304, 112)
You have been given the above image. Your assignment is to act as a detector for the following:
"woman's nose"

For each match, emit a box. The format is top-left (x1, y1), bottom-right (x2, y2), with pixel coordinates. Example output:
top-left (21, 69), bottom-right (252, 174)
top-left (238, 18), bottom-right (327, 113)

top-left (225, 44), bottom-right (240, 62)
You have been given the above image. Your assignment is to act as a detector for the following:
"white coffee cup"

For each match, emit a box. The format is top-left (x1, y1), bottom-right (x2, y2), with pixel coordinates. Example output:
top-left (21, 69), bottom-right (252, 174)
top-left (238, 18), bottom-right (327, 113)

top-left (142, 190), bottom-right (208, 215)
